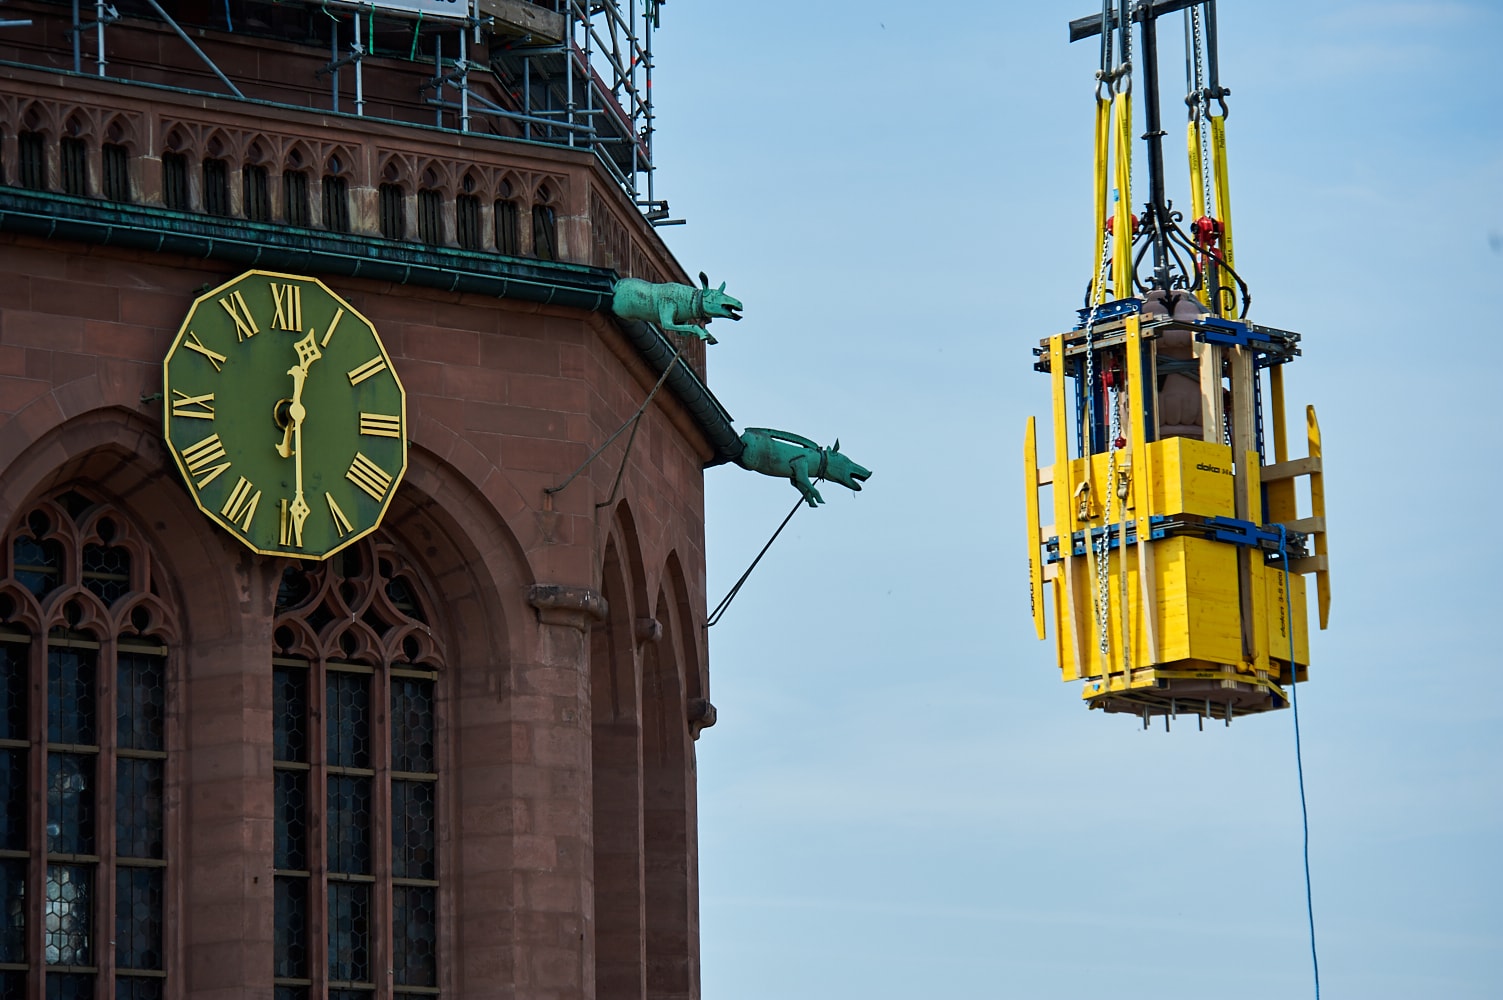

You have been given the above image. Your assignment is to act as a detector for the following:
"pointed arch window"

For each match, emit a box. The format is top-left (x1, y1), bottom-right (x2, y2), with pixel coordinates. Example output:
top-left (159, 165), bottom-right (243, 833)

top-left (0, 490), bottom-right (175, 999)
top-left (272, 538), bottom-right (442, 1000)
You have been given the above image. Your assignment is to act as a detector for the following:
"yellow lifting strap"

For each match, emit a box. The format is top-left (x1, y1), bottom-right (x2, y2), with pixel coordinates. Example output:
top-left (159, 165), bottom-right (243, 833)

top-left (1210, 113), bottom-right (1236, 313)
top-left (1111, 92), bottom-right (1133, 299)
top-left (1090, 95), bottom-right (1111, 304)
top-left (1186, 120), bottom-right (1210, 307)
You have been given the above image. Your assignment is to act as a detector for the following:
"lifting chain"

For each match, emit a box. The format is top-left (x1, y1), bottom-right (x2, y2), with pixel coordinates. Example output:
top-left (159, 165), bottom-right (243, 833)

top-left (1096, 375), bottom-right (1121, 660)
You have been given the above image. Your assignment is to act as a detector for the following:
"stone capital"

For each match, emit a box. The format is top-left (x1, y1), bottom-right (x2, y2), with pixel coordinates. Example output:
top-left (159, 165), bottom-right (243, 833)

top-left (528, 583), bottom-right (608, 630)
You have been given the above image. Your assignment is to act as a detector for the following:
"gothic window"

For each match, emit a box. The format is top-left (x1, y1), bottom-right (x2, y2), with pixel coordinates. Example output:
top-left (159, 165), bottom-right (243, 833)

top-left (17, 131), bottom-right (45, 190)
top-left (378, 184), bottom-right (406, 241)
top-left (244, 164), bottom-right (272, 222)
top-left (416, 189), bottom-right (442, 246)
top-left (493, 198), bottom-right (519, 256)
top-left (102, 144), bottom-right (131, 203)
top-left (60, 138), bottom-right (87, 197)
top-left (272, 539), bottom-right (442, 1000)
top-left (321, 176), bottom-right (350, 233)
top-left (0, 491), bottom-right (175, 999)
top-left (161, 152), bottom-right (189, 211)
top-left (284, 170), bottom-right (310, 227)
top-left (202, 157), bottom-right (230, 216)
top-left (532, 192), bottom-right (557, 261)
top-left (455, 195), bottom-right (480, 251)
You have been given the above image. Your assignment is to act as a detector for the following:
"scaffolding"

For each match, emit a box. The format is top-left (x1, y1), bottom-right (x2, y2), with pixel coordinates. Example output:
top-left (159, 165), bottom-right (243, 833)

top-left (4, 0), bottom-right (673, 222)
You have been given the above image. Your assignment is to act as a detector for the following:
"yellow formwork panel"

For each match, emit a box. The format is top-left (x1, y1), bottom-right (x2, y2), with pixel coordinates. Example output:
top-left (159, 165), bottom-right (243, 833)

top-left (1048, 535), bottom-right (1247, 683)
top-left (1262, 560), bottom-right (1310, 669)
top-left (1146, 437), bottom-right (1236, 519)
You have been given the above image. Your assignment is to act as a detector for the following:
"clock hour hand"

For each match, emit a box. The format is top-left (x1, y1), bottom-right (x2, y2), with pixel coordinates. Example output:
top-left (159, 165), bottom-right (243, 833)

top-left (276, 332), bottom-right (322, 458)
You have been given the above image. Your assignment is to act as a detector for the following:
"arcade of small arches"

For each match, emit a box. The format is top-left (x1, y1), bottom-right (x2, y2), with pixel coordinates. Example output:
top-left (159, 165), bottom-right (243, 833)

top-left (0, 93), bottom-right (569, 260)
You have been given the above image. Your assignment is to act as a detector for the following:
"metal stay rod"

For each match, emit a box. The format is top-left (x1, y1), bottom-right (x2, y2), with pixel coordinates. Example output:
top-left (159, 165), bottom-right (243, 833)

top-left (140, 0), bottom-right (244, 98)
top-left (1138, 3), bottom-right (1172, 289)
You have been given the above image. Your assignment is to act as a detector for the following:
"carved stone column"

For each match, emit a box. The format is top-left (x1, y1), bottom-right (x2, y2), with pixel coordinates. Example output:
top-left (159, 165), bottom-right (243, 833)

top-left (518, 583), bottom-right (607, 999)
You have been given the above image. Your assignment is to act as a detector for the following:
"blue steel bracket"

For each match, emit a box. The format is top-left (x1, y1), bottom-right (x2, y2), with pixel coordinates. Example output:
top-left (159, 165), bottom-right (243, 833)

top-left (1203, 516), bottom-right (1283, 548)
top-left (1074, 296), bottom-right (1143, 330)
top-left (1195, 317), bottom-right (1254, 347)
top-left (1190, 318), bottom-right (1303, 366)
top-left (1044, 516), bottom-right (1169, 563)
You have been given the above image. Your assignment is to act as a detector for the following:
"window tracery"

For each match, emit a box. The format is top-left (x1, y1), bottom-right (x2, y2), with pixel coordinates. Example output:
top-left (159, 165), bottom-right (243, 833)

top-left (272, 536), bottom-right (442, 1000)
top-left (0, 490), bottom-right (176, 1000)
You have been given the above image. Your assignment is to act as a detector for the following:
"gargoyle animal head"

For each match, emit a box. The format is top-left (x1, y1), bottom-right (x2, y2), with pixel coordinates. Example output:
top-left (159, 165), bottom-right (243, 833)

top-left (698, 271), bottom-right (743, 322)
top-left (823, 441), bottom-right (872, 493)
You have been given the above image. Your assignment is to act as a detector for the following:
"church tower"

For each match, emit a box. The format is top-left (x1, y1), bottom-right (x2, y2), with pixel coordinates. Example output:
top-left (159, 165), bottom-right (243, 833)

top-left (0, 2), bottom-right (728, 997)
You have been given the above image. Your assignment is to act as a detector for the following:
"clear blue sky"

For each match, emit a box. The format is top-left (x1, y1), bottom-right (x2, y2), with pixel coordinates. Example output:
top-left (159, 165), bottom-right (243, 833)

top-left (651, 3), bottom-right (1500, 998)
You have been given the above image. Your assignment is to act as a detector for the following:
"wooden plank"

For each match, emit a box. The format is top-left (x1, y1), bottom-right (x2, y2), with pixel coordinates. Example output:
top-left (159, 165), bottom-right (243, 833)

top-left (1281, 516), bottom-right (1325, 535)
top-left (1198, 342), bottom-right (1224, 444)
top-left (1245, 451), bottom-right (1269, 672)
top-left (1050, 335), bottom-right (1086, 676)
top-left (1265, 364), bottom-right (1298, 522)
top-left (1307, 405), bottom-right (1331, 629)
top-left (1291, 554), bottom-right (1329, 575)
top-left (1036, 464), bottom-right (1055, 486)
top-left (478, 0), bottom-right (567, 42)
top-left (1262, 456), bottom-right (1322, 481)
top-left (1024, 417), bottom-right (1046, 641)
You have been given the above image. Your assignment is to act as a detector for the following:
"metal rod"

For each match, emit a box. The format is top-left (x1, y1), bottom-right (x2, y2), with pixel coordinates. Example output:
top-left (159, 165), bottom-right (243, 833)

top-left (94, 0), bottom-right (105, 76)
top-left (353, 10), bottom-right (363, 116)
top-left (1069, 0), bottom-right (1197, 42)
top-left (1204, 0), bottom-right (1221, 93)
top-left (458, 40), bottom-right (469, 131)
top-left (565, 0), bottom-right (576, 147)
top-left (1138, 2), bottom-right (1172, 290)
top-left (139, 0), bottom-right (244, 98)
top-left (71, 0), bottom-right (81, 71)
top-left (331, 16), bottom-right (340, 112)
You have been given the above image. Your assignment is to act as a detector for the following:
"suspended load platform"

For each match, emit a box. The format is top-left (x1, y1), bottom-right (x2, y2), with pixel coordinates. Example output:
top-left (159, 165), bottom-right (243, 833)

top-left (1024, 0), bottom-right (1331, 722)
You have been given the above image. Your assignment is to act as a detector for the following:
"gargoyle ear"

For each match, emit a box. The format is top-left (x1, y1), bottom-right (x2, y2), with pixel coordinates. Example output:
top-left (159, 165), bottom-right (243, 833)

top-left (833, 438), bottom-right (841, 452)
top-left (699, 271), bottom-right (709, 288)
top-left (718, 281), bottom-right (726, 292)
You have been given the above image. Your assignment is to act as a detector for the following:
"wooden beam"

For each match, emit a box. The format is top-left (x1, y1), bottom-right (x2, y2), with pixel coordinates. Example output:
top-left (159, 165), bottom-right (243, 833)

top-left (1263, 456), bottom-right (1322, 482)
top-left (1291, 554), bottom-right (1329, 575)
top-left (1281, 516), bottom-right (1325, 535)
top-left (479, 0), bottom-right (567, 43)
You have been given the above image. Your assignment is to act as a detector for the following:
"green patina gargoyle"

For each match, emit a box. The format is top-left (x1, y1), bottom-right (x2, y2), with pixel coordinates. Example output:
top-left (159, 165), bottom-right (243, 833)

top-left (612, 271), bottom-right (743, 343)
top-left (735, 428), bottom-right (871, 508)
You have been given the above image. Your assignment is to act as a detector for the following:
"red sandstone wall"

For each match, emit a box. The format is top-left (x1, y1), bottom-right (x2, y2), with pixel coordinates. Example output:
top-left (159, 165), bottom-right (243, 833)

top-left (0, 225), bottom-right (710, 998)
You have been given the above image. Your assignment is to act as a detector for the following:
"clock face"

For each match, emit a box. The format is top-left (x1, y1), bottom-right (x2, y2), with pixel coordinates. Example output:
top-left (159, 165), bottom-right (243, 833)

top-left (162, 269), bottom-right (407, 560)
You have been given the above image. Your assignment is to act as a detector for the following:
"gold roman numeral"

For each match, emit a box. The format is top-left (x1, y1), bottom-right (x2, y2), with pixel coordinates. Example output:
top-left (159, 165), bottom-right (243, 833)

top-left (218, 290), bottom-right (259, 342)
top-left (183, 331), bottom-right (226, 371)
top-left (279, 499), bottom-right (297, 547)
top-left (170, 389), bottom-right (215, 420)
top-left (220, 476), bottom-right (261, 531)
top-left (347, 355), bottom-right (388, 386)
top-left (180, 433), bottom-right (231, 488)
top-left (359, 412), bottom-right (402, 438)
top-left (326, 492), bottom-right (354, 537)
top-left (320, 307), bottom-right (345, 348)
top-left (346, 452), bottom-right (393, 501)
top-left (271, 283), bottom-right (303, 332)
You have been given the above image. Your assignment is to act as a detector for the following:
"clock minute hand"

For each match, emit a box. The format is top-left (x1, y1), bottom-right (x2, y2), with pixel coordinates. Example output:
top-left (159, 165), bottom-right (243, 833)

top-left (278, 332), bottom-right (322, 544)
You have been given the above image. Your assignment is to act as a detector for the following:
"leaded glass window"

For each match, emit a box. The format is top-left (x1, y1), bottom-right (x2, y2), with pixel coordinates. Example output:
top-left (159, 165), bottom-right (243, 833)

top-left (273, 539), bottom-right (442, 999)
top-left (0, 492), bottom-right (173, 998)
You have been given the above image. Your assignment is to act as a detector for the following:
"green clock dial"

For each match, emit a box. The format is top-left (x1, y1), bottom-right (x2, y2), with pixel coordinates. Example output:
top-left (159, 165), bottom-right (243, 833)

top-left (163, 269), bottom-right (407, 560)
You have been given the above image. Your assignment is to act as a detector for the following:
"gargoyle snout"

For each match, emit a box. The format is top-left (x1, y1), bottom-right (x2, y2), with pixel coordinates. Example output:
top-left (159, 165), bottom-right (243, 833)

top-left (722, 297), bottom-right (743, 321)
